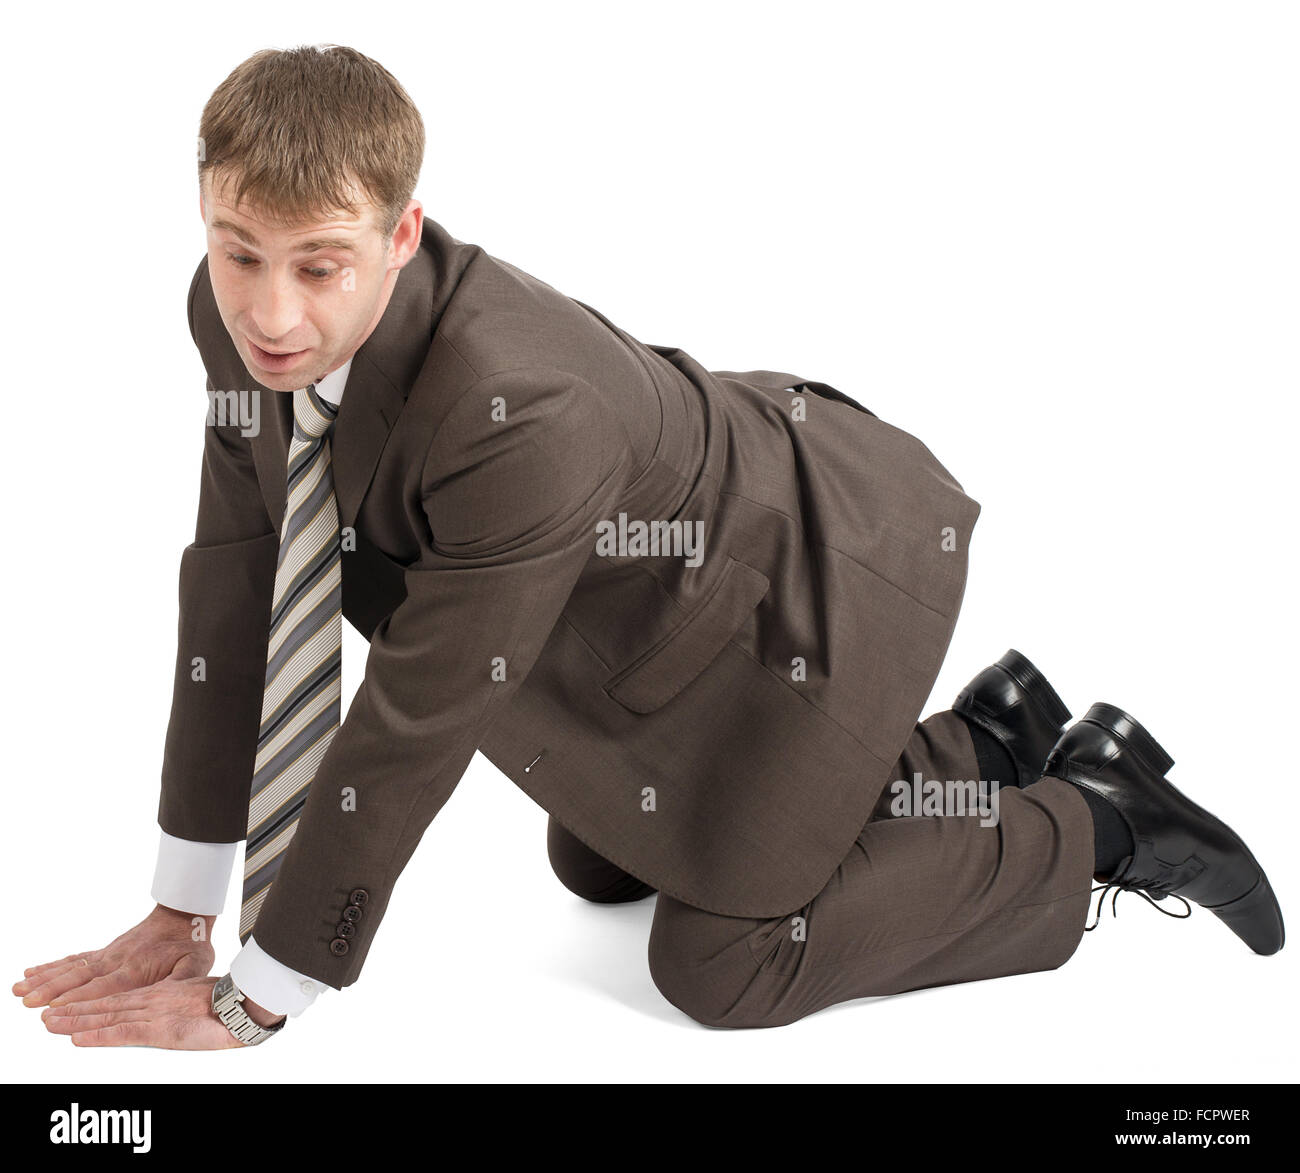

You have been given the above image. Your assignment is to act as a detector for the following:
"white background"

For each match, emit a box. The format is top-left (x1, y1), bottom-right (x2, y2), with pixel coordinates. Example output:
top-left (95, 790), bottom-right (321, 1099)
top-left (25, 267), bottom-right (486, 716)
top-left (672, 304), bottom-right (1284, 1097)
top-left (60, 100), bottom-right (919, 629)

top-left (2, 0), bottom-right (1296, 1083)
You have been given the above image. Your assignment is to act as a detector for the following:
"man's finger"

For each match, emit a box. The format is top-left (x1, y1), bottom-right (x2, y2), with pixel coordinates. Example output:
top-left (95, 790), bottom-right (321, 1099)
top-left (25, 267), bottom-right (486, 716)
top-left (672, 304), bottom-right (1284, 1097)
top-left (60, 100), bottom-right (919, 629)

top-left (69, 1021), bottom-right (152, 1048)
top-left (42, 989), bottom-right (147, 1017)
top-left (47, 969), bottom-right (142, 1008)
top-left (18, 953), bottom-right (89, 981)
top-left (13, 955), bottom-right (93, 997)
top-left (43, 1009), bottom-right (151, 1035)
top-left (18, 960), bottom-right (110, 1008)
top-left (26, 962), bottom-right (115, 1009)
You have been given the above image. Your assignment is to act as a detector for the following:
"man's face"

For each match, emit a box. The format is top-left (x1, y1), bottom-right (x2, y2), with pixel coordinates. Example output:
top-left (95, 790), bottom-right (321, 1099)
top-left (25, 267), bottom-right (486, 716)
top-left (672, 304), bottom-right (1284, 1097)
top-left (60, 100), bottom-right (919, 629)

top-left (200, 171), bottom-right (409, 392)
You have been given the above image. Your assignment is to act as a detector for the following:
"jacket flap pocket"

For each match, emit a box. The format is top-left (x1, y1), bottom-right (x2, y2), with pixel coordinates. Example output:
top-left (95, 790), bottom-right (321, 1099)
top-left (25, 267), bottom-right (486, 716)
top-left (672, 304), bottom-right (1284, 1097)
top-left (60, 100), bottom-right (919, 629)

top-left (604, 556), bottom-right (770, 714)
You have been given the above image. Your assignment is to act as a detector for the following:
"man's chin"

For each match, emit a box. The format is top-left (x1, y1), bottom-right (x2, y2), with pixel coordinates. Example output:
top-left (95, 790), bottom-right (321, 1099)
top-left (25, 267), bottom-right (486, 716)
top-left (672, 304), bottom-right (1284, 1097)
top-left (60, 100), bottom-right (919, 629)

top-left (245, 369), bottom-right (303, 393)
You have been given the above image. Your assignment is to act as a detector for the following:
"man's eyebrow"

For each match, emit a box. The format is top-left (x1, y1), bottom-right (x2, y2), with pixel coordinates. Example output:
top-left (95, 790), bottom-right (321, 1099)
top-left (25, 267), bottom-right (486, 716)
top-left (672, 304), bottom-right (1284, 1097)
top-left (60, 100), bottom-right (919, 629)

top-left (209, 217), bottom-right (358, 253)
top-left (211, 217), bottom-right (260, 246)
top-left (295, 237), bottom-right (358, 254)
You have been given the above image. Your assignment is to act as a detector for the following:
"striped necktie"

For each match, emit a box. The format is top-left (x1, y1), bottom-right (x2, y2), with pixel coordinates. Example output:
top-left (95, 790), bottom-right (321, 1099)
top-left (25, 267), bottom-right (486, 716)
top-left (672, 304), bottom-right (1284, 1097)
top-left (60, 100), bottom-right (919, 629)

top-left (240, 383), bottom-right (343, 944)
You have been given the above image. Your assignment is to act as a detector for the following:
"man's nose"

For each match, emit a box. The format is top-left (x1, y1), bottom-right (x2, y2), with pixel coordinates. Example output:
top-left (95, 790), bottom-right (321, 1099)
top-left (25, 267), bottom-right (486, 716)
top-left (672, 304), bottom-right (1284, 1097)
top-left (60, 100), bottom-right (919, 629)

top-left (248, 268), bottom-right (304, 344)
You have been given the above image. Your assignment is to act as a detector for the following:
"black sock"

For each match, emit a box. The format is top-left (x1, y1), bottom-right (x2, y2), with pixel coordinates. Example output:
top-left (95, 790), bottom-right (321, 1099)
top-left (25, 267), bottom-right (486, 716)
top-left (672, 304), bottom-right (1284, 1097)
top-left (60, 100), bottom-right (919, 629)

top-left (960, 715), bottom-right (1133, 878)
top-left (1070, 785), bottom-right (1134, 880)
top-left (962, 720), bottom-right (1020, 792)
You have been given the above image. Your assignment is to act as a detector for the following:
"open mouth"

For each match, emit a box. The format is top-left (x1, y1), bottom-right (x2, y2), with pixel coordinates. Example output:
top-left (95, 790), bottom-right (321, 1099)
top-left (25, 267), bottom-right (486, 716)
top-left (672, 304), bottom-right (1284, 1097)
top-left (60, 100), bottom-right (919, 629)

top-left (248, 339), bottom-right (309, 371)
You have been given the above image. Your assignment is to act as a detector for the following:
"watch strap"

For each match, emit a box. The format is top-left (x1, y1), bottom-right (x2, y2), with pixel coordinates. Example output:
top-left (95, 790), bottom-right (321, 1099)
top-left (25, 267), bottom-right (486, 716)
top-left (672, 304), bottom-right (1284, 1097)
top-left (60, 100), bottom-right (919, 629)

top-left (211, 972), bottom-right (286, 1045)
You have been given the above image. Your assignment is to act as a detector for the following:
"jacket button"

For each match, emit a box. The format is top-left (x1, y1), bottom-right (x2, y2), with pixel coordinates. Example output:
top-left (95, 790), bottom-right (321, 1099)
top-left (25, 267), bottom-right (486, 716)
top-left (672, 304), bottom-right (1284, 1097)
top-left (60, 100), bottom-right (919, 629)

top-left (342, 904), bottom-right (364, 923)
top-left (329, 938), bottom-right (350, 956)
top-left (349, 889), bottom-right (370, 907)
top-left (336, 922), bottom-right (356, 939)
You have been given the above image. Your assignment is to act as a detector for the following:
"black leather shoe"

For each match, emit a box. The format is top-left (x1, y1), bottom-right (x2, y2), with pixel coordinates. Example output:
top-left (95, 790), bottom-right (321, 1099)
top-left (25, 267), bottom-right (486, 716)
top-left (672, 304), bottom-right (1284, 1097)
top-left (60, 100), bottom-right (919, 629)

top-left (1044, 702), bottom-right (1285, 956)
top-left (953, 649), bottom-right (1072, 788)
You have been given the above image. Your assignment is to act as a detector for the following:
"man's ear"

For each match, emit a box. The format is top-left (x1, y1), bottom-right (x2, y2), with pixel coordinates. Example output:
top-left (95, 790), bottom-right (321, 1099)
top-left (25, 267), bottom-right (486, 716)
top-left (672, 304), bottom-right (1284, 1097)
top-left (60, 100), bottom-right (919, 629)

top-left (388, 200), bottom-right (423, 270)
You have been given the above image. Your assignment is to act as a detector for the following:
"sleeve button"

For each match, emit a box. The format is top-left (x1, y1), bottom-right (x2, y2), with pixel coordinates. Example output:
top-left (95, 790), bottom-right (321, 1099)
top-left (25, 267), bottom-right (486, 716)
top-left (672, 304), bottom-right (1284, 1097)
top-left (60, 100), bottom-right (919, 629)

top-left (342, 904), bottom-right (364, 923)
top-left (336, 922), bottom-right (356, 939)
top-left (349, 889), bottom-right (370, 907)
top-left (329, 938), bottom-right (350, 956)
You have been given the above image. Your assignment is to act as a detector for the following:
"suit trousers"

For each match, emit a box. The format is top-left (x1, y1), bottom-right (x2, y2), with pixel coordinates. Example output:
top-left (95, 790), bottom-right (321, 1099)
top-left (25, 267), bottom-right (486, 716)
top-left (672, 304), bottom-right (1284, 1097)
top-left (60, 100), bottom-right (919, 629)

top-left (547, 709), bottom-right (1096, 1028)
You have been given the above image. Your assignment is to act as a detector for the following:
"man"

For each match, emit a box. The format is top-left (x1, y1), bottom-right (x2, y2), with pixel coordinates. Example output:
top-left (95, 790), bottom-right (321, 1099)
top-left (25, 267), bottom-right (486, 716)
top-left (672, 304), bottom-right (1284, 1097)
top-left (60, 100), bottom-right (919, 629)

top-left (15, 45), bottom-right (1283, 1047)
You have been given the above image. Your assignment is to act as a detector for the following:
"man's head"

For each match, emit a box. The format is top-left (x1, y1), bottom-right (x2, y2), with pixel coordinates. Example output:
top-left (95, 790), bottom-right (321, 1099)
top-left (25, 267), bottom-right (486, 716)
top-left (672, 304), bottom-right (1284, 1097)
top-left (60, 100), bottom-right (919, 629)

top-left (197, 45), bottom-right (425, 391)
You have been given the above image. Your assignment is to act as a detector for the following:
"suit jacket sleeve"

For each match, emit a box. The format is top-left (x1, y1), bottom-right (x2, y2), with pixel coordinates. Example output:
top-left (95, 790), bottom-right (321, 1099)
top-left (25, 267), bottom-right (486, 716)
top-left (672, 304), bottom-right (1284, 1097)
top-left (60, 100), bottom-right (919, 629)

top-left (248, 366), bottom-right (635, 987)
top-left (157, 264), bottom-right (279, 842)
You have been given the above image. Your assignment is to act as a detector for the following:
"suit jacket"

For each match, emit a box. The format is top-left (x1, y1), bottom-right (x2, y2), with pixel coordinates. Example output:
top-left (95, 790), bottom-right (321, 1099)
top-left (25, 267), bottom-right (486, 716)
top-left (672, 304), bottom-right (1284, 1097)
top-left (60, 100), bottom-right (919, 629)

top-left (159, 215), bottom-right (981, 988)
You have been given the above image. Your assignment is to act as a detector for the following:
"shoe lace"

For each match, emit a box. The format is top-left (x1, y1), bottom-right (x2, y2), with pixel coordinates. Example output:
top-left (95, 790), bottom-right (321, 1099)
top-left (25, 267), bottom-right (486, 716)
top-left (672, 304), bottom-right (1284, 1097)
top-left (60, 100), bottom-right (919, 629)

top-left (1084, 857), bottom-right (1193, 932)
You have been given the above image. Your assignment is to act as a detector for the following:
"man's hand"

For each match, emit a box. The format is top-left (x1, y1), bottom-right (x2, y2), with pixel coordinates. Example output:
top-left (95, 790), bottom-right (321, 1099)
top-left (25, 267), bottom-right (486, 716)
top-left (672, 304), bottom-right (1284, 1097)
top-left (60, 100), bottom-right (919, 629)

top-left (13, 904), bottom-right (216, 1010)
top-left (39, 975), bottom-right (281, 1049)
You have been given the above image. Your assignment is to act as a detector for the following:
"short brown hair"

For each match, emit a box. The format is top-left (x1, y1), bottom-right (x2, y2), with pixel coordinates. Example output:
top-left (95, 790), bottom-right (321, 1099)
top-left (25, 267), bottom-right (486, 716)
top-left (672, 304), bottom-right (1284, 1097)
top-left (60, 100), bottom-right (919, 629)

top-left (197, 44), bottom-right (424, 238)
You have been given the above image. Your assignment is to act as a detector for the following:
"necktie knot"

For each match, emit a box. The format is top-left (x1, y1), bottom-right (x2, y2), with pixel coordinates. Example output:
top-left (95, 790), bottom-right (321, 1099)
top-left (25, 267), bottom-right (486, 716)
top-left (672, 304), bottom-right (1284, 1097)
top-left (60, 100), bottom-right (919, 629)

top-left (294, 382), bottom-right (339, 441)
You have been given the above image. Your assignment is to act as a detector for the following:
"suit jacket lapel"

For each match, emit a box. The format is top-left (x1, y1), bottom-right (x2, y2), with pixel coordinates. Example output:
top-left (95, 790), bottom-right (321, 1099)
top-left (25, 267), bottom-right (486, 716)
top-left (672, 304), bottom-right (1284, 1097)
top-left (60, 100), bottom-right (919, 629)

top-left (329, 218), bottom-right (474, 530)
top-left (331, 350), bottom-right (410, 532)
top-left (331, 246), bottom-right (432, 530)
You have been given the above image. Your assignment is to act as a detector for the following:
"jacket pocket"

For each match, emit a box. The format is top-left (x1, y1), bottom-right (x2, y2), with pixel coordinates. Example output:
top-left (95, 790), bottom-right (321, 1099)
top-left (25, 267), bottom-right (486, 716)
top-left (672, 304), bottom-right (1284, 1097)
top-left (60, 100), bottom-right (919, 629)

top-left (791, 380), bottom-right (877, 418)
top-left (603, 556), bottom-right (770, 714)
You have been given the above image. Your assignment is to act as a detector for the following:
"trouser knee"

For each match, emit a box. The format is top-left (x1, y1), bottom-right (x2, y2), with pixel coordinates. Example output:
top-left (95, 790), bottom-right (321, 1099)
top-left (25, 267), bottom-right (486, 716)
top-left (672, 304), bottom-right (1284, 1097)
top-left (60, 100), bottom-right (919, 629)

top-left (546, 816), bottom-right (656, 904)
top-left (648, 897), bottom-right (797, 1029)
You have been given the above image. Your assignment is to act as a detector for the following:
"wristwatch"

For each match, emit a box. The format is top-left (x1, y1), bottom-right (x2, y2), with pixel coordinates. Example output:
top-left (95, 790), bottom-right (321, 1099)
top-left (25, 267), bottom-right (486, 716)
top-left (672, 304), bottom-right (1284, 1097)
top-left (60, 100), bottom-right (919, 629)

top-left (211, 972), bottom-right (286, 1045)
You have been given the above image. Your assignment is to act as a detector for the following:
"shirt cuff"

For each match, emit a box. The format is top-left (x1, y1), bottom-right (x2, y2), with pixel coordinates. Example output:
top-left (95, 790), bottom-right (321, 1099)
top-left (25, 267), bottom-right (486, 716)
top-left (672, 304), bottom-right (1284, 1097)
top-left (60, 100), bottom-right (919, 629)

top-left (150, 830), bottom-right (237, 916)
top-left (229, 936), bottom-right (327, 1018)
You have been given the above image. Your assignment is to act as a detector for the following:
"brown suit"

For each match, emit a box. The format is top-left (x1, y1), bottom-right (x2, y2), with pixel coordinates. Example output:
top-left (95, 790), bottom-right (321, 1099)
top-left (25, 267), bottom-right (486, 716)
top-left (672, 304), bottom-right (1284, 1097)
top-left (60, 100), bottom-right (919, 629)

top-left (160, 215), bottom-right (1092, 1017)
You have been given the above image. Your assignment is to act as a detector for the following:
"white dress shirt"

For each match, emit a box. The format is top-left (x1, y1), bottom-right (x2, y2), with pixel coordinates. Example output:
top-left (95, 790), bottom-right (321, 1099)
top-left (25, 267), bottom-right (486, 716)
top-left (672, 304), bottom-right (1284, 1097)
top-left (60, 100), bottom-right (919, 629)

top-left (151, 358), bottom-right (352, 1017)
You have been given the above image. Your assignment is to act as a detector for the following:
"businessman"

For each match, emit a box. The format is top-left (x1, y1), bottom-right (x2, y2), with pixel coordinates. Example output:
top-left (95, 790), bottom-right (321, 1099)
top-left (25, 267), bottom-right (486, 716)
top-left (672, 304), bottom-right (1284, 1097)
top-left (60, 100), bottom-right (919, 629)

top-left (16, 44), bottom-right (1284, 1047)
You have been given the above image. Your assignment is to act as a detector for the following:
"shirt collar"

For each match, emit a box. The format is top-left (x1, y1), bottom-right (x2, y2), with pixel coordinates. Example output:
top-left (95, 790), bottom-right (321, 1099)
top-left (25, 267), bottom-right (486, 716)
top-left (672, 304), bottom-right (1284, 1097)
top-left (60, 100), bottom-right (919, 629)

top-left (310, 357), bottom-right (353, 405)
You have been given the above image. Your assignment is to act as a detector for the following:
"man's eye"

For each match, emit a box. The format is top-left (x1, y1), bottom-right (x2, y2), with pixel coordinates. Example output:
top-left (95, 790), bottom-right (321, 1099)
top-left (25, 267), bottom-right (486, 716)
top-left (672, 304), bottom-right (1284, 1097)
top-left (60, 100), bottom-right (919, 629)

top-left (304, 267), bottom-right (336, 280)
top-left (227, 253), bottom-right (257, 267)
